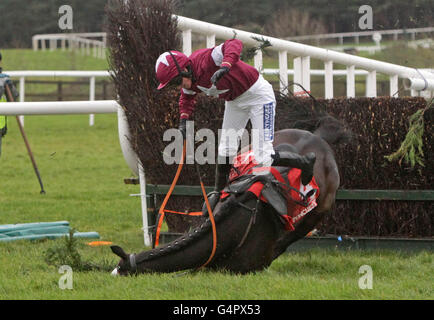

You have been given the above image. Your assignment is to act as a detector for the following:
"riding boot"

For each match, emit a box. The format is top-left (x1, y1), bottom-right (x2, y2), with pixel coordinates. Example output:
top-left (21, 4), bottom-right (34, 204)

top-left (272, 151), bottom-right (316, 185)
top-left (202, 158), bottom-right (231, 217)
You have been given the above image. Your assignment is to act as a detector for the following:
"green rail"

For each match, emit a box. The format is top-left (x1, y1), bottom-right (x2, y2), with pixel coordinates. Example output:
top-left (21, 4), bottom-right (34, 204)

top-left (144, 184), bottom-right (434, 201)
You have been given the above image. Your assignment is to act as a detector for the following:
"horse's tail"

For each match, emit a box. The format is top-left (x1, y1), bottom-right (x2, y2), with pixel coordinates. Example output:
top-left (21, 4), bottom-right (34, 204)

top-left (276, 90), bottom-right (353, 146)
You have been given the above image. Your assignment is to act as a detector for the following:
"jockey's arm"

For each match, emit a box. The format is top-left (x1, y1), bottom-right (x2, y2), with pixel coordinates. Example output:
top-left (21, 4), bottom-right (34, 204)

top-left (220, 39), bottom-right (243, 69)
top-left (179, 88), bottom-right (197, 119)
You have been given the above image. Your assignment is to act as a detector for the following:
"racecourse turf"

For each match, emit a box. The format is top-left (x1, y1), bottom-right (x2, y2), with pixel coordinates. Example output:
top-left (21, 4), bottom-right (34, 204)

top-left (0, 114), bottom-right (432, 300)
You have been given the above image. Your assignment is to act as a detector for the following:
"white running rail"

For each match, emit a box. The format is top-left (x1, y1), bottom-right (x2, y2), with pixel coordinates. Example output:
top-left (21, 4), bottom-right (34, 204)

top-left (6, 70), bottom-right (112, 126)
top-left (0, 100), bottom-right (151, 246)
top-left (176, 15), bottom-right (434, 99)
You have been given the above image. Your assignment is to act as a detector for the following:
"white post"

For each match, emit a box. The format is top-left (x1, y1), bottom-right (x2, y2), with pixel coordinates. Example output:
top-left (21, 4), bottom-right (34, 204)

top-left (293, 56), bottom-right (302, 94)
top-left (206, 34), bottom-right (215, 48)
top-left (301, 56), bottom-right (311, 94)
top-left (324, 61), bottom-right (334, 99)
top-left (49, 39), bottom-right (56, 51)
top-left (346, 65), bottom-right (356, 98)
top-left (32, 37), bottom-right (38, 51)
top-left (366, 70), bottom-right (377, 97)
top-left (139, 163), bottom-right (152, 247)
top-left (390, 75), bottom-right (399, 97)
top-left (89, 77), bottom-right (95, 126)
top-left (101, 42), bottom-right (106, 59)
top-left (182, 29), bottom-right (192, 56)
top-left (18, 77), bottom-right (26, 126)
top-left (254, 49), bottom-right (263, 72)
top-left (278, 50), bottom-right (288, 94)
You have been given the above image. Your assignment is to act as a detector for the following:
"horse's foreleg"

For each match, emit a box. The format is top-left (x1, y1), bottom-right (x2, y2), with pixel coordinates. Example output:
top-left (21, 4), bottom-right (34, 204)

top-left (272, 209), bottom-right (325, 260)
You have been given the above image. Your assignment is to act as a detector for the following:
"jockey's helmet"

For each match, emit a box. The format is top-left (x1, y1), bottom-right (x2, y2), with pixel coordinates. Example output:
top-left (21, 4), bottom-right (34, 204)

top-left (155, 51), bottom-right (191, 90)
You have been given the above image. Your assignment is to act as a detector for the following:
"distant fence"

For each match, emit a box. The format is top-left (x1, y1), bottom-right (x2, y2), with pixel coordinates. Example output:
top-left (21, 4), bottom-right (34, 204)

top-left (286, 27), bottom-right (434, 45)
top-left (32, 33), bottom-right (107, 59)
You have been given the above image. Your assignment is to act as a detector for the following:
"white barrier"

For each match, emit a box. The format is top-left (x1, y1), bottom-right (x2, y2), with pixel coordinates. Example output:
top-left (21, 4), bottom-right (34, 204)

top-left (175, 15), bottom-right (434, 98)
top-left (0, 100), bottom-right (118, 115)
top-left (0, 100), bottom-right (150, 245)
top-left (29, 18), bottom-right (434, 99)
top-left (7, 71), bottom-right (112, 127)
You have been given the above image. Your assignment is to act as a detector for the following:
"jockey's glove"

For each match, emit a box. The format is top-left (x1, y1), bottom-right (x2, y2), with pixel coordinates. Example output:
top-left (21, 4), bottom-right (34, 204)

top-left (210, 66), bottom-right (230, 86)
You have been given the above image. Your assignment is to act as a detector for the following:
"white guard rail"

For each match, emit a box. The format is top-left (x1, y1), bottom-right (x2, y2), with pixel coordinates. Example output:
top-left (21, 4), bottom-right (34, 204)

top-left (7, 71), bottom-right (112, 127)
top-left (176, 15), bottom-right (434, 99)
top-left (0, 100), bottom-right (117, 115)
top-left (0, 100), bottom-right (150, 246)
top-left (6, 68), bottom-right (395, 128)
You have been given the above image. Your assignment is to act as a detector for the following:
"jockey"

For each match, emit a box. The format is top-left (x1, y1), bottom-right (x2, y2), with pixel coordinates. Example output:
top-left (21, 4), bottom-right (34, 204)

top-left (155, 39), bottom-right (316, 201)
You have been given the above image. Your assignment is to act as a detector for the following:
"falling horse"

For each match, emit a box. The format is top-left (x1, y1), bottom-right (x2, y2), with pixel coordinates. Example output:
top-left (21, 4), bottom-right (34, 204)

top-left (111, 115), bottom-right (350, 276)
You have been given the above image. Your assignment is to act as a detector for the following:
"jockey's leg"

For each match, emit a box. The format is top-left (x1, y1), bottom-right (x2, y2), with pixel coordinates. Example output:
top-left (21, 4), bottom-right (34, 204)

top-left (216, 101), bottom-right (250, 190)
top-left (271, 150), bottom-right (316, 185)
top-left (249, 101), bottom-right (276, 168)
top-left (271, 143), bottom-right (316, 185)
top-left (202, 102), bottom-right (249, 216)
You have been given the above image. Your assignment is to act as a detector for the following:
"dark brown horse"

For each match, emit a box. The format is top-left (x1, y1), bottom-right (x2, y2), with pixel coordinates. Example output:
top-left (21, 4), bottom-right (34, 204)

top-left (111, 116), bottom-right (350, 276)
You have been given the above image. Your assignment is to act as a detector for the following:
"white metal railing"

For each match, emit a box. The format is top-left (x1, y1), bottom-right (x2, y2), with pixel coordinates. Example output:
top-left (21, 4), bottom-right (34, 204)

top-left (7, 66), bottom-right (433, 128)
top-left (4, 68), bottom-right (390, 115)
top-left (176, 15), bottom-right (434, 99)
top-left (7, 70), bottom-right (112, 126)
top-left (0, 100), bottom-right (117, 115)
top-left (32, 33), bottom-right (107, 59)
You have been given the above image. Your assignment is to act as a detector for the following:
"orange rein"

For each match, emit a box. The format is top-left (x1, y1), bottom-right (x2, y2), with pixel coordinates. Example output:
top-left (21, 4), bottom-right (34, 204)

top-left (154, 140), bottom-right (218, 269)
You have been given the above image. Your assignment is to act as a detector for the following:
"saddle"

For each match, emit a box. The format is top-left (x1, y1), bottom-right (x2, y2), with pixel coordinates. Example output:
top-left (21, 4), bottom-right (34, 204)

top-left (224, 168), bottom-right (290, 214)
top-left (220, 150), bottom-right (320, 231)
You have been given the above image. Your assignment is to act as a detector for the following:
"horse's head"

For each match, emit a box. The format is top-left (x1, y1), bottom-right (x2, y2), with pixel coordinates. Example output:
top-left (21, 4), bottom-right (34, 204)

top-left (110, 245), bottom-right (137, 276)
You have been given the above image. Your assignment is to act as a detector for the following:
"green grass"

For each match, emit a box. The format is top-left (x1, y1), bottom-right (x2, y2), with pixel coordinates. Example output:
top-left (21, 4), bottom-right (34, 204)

top-left (2, 49), bottom-right (109, 71)
top-left (0, 115), bottom-right (433, 300)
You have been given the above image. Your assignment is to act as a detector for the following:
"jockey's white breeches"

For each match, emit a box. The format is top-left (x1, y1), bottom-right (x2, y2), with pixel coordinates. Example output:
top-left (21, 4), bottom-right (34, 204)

top-left (218, 75), bottom-right (276, 166)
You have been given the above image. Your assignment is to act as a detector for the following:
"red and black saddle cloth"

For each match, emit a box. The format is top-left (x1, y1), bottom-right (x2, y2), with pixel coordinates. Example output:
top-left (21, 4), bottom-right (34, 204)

top-left (221, 150), bottom-right (320, 231)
